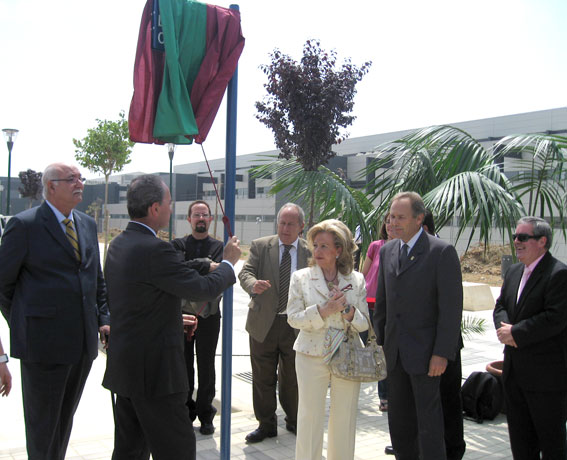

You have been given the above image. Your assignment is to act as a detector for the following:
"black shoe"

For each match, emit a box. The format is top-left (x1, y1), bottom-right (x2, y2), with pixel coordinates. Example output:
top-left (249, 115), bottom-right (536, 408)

top-left (285, 423), bottom-right (296, 434)
top-left (245, 427), bottom-right (277, 443)
top-left (384, 445), bottom-right (395, 455)
top-left (199, 422), bottom-right (215, 435)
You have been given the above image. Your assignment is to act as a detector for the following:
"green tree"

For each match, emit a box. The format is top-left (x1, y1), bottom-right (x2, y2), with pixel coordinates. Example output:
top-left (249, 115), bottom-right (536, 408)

top-left (361, 127), bottom-right (567, 254)
top-left (254, 39), bottom-right (371, 227)
top-left (18, 169), bottom-right (43, 209)
top-left (73, 111), bottom-right (134, 261)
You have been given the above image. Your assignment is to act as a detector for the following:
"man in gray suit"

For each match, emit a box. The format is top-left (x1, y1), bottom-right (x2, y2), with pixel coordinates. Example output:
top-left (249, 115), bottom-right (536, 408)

top-left (238, 203), bottom-right (309, 443)
top-left (374, 192), bottom-right (463, 460)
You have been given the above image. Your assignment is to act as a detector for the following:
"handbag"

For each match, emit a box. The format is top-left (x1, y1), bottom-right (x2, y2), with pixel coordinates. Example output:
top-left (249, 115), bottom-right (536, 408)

top-left (327, 312), bottom-right (387, 383)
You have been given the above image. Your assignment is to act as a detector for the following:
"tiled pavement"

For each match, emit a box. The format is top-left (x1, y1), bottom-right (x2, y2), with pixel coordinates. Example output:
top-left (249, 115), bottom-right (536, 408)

top-left (0, 262), bottom-right (512, 459)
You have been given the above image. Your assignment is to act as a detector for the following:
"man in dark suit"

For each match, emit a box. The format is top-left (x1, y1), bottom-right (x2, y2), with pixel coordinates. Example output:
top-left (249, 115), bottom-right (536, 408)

top-left (238, 203), bottom-right (309, 443)
top-left (102, 174), bottom-right (240, 460)
top-left (494, 216), bottom-right (567, 460)
top-left (0, 162), bottom-right (110, 460)
top-left (374, 191), bottom-right (462, 460)
top-left (171, 200), bottom-right (224, 435)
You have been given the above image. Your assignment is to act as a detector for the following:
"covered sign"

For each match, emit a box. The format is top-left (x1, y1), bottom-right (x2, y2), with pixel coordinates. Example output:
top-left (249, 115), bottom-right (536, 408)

top-left (129, 0), bottom-right (245, 145)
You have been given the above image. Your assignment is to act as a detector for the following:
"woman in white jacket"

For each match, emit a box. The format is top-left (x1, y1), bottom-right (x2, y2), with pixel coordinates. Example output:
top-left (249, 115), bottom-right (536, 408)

top-left (287, 219), bottom-right (369, 460)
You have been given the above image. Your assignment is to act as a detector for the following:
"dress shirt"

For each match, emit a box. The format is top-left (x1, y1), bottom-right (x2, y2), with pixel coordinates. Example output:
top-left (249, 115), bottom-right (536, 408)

top-left (45, 200), bottom-right (76, 235)
top-left (279, 238), bottom-right (299, 274)
top-left (517, 253), bottom-right (545, 302)
top-left (400, 227), bottom-right (423, 255)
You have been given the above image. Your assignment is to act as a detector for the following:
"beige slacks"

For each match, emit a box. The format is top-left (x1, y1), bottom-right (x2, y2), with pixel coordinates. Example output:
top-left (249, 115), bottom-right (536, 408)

top-left (295, 351), bottom-right (361, 460)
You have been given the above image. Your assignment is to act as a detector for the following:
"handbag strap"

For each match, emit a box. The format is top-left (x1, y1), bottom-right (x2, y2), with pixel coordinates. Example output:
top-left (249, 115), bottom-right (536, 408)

top-left (340, 307), bottom-right (378, 343)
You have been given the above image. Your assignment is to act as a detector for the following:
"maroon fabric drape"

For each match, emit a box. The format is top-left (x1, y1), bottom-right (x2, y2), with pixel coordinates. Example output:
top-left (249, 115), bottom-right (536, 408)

top-left (129, 0), bottom-right (244, 146)
top-left (189, 5), bottom-right (245, 144)
top-left (128, 0), bottom-right (166, 145)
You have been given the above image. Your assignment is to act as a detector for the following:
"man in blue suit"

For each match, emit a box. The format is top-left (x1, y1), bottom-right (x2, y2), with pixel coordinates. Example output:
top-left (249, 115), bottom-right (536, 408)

top-left (0, 163), bottom-right (110, 460)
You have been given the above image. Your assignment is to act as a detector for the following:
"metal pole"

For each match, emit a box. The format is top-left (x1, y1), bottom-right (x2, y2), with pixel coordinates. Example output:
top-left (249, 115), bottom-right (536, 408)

top-left (220, 4), bottom-right (239, 458)
top-left (6, 141), bottom-right (13, 215)
top-left (168, 143), bottom-right (175, 241)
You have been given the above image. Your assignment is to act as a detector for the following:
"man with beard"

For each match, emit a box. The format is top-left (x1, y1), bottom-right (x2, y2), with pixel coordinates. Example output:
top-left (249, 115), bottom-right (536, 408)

top-left (172, 201), bottom-right (224, 435)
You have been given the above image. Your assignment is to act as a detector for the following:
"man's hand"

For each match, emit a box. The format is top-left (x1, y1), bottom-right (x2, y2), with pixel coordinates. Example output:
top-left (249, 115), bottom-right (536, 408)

top-left (496, 322), bottom-right (518, 347)
top-left (428, 355), bottom-right (448, 377)
top-left (209, 262), bottom-right (220, 272)
top-left (0, 363), bottom-right (11, 397)
top-left (223, 236), bottom-right (241, 265)
top-left (183, 314), bottom-right (198, 339)
top-left (99, 325), bottom-right (110, 349)
top-left (252, 280), bottom-right (272, 295)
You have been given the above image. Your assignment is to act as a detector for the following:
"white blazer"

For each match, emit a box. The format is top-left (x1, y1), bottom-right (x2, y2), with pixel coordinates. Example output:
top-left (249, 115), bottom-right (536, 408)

top-left (287, 265), bottom-right (369, 357)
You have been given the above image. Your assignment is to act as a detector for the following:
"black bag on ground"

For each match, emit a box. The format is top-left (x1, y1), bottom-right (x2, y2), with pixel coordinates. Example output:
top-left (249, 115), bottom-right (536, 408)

top-left (461, 371), bottom-right (503, 423)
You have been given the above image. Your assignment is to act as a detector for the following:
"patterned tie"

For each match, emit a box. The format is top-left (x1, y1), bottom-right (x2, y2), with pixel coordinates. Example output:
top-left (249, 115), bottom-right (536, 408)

top-left (63, 218), bottom-right (81, 262)
top-left (278, 244), bottom-right (293, 313)
top-left (399, 243), bottom-right (408, 270)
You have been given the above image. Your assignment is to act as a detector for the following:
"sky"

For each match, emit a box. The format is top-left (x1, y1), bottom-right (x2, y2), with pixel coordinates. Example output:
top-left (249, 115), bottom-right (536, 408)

top-left (1, 0), bottom-right (566, 180)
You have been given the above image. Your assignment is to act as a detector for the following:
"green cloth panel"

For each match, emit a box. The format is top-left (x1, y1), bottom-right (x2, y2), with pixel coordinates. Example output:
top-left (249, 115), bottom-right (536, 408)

top-left (154, 0), bottom-right (207, 144)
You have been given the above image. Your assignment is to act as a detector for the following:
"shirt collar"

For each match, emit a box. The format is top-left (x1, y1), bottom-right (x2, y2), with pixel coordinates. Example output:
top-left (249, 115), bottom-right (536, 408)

top-left (525, 252), bottom-right (546, 273)
top-left (401, 227), bottom-right (423, 252)
top-left (279, 238), bottom-right (299, 250)
top-left (45, 200), bottom-right (74, 223)
top-left (130, 221), bottom-right (157, 237)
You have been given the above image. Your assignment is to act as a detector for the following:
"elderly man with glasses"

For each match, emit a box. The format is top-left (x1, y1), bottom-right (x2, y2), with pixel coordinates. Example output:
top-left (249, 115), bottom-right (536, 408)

top-left (494, 216), bottom-right (567, 460)
top-left (0, 163), bottom-right (109, 460)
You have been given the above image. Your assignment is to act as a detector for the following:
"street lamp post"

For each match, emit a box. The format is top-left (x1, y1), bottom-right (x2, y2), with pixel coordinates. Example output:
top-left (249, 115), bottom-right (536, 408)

top-left (167, 143), bottom-right (176, 241)
top-left (2, 128), bottom-right (19, 215)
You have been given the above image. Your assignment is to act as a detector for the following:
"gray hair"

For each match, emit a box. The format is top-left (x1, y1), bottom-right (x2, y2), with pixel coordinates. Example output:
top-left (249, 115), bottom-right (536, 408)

top-left (127, 174), bottom-right (166, 219)
top-left (42, 164), bottom-right (63, 199)
top-left (517, 216), bottom-right (553, 249)
top-left (392, 191), bottom-right (426, 218)
top-left (277, 203), bottom-right (305, 226)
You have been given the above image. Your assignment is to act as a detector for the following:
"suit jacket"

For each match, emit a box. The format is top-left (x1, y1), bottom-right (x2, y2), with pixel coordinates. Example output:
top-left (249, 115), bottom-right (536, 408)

top-left (374, 231), bottom-right (463, 375)
top-left (287, 265), bottom-right (369, 356)
top-left (239, 234), bottom-right (310, 343)
top-left (0, 202), bottom-right (109, 364)
top-left (493, 251), bottom-right (567, 392)
top-left (102, 222), bottom-right (235, 398)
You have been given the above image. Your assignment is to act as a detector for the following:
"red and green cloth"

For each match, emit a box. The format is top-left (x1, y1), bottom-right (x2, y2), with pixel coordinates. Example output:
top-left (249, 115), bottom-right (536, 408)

top-left (129, 0), bottom-right (245, 145)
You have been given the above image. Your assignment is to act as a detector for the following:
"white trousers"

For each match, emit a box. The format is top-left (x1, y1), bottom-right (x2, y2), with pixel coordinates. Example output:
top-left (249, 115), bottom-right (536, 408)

top-left (295, 352), bottom-right (361, 460)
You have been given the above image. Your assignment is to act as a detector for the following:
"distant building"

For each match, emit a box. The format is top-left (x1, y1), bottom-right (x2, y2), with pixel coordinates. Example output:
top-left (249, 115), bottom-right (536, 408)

top-left (3, 107), bottom-right (566, 259)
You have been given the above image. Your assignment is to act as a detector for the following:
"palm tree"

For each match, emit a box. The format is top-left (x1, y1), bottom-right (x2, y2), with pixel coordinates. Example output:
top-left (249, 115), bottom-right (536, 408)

top-left (250, 157), bottom-right (376, 255)
top-left (363, 125), bottom-right (525, 252)
top-left (494, 133), bottom-right (567, 240)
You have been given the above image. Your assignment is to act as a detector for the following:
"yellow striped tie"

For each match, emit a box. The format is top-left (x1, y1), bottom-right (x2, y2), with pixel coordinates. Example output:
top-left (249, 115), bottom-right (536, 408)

top-left (63, 218), bottom-right (81, 262)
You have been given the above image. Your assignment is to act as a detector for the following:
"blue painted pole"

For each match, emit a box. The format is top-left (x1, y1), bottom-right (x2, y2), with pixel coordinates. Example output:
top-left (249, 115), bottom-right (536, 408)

top-left (220, 4), bottom-right (239, 459)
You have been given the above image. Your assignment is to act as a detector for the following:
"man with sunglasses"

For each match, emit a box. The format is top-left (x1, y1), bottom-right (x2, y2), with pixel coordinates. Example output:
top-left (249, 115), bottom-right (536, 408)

top-left (494, 216), bottom-right (567, 460)
top-left (0, 163), bottom-right (109, 460)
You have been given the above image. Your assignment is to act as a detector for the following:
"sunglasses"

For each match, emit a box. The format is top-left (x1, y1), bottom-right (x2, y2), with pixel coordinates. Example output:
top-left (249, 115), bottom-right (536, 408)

top-left (512, 233), bottom-right (541, 242)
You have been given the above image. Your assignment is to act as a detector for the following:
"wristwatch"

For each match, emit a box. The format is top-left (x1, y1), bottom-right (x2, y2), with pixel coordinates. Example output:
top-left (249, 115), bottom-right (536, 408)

top-left (0, 354), bottom-right (8, 364)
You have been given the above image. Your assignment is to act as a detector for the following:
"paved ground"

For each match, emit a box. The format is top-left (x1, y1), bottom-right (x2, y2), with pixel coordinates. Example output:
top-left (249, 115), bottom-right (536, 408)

top-left (0, 260), bottom-right (511, 459)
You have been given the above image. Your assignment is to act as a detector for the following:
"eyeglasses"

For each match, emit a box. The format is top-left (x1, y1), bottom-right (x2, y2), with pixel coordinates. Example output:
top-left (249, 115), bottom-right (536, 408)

top-left (51, 176), bottom-right (86, 184)
top-left (512, 233), bottom-right (541, 242)
top-left (191, 213), bottom-right (210, 218)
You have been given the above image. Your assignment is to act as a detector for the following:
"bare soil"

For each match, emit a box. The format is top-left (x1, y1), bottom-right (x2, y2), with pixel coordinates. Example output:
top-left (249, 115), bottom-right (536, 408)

top-left (460, 243), bottom-right (510, 287)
